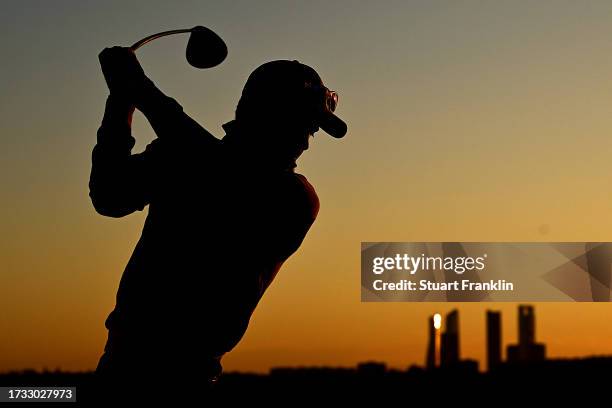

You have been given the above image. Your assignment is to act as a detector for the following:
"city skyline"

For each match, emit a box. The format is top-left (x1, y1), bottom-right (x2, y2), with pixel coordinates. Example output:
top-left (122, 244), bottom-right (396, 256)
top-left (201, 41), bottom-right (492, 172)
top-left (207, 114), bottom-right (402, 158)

top-left (426, 305), bottom-right (549, 372)
top-left (0, 304), bottom-right (594, 375)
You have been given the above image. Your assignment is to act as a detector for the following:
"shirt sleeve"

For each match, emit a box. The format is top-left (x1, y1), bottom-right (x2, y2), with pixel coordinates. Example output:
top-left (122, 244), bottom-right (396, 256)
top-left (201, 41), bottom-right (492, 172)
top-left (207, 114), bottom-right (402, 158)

top-left (89, 94), bottom-right (160, 218)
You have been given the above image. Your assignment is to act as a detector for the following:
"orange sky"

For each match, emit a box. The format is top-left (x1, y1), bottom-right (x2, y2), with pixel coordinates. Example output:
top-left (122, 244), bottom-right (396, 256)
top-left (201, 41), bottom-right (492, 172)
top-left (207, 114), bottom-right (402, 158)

top-left (3, 1), bottom-right (612, 373)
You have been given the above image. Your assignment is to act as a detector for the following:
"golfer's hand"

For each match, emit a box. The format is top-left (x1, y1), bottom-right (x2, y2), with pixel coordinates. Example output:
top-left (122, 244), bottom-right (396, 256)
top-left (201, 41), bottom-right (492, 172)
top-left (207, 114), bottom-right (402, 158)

top-left (98, 46), bottom-right (146, 100)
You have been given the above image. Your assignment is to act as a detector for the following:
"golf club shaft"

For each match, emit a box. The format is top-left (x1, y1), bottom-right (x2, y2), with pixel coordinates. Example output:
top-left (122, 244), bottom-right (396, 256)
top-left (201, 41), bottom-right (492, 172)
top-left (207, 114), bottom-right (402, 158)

top-left (130, 28), bottom-right (192, 51)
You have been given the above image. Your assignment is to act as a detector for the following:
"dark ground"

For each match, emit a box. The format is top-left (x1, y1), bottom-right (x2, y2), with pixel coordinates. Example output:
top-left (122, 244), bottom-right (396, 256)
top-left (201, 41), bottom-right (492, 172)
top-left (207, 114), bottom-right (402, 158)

top-left (0, 357), bottom-right (609, 405)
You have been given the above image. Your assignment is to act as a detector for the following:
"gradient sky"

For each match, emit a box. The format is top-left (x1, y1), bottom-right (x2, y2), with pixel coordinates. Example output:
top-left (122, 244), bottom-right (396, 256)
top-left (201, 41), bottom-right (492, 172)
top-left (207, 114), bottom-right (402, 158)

top-left (4, 0), bottom-right (612, 373)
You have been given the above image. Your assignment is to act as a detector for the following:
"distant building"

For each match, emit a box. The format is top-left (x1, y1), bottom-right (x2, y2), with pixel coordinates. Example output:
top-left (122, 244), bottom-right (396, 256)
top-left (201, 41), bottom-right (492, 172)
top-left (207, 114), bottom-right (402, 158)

top-left (506, 305), bottom-right (546, 364)
top-left (441, 309), bottom-right (460, 367)
top-left (486, 310), bottom-right (502, 371)
top-left (442, 358), bottom-right (479, 374)
top-left (425, 314), bottom-right (440, 370)
top-left (357, 361), bottom-right (387, 375)
top-left (519, 304), bottom-right (535, 345)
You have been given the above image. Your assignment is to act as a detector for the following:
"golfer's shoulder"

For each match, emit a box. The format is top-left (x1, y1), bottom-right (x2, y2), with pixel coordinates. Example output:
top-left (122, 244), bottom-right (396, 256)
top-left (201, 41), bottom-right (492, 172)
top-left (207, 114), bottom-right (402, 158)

top-left (283, 172), bottom-right (319, 222)
top-left (179, 125), bottom-right (222, 150)
top-left (143, 127), bottom-right (222, 155)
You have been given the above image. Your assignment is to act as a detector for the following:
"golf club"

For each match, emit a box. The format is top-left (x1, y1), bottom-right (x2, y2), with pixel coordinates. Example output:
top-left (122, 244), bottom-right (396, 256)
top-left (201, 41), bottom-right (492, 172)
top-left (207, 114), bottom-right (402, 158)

top-left (130, 26), bottom-right (227, 68)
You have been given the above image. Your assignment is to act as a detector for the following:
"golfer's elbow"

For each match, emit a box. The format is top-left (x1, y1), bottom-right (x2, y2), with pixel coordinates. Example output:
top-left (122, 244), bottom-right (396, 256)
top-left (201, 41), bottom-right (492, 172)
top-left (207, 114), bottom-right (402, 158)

top-left (90, 195), bottom-right (126, 218)
top-left (89, 187), bottom-right (135, 218)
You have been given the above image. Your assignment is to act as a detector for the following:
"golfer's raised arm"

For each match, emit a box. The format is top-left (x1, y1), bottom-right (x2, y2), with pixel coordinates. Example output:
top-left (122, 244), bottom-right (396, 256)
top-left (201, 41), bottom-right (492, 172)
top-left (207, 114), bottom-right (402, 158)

top-left (89, 94), bottom-right (156, 217)
top-left (135, 77), bottom-right (216, 143)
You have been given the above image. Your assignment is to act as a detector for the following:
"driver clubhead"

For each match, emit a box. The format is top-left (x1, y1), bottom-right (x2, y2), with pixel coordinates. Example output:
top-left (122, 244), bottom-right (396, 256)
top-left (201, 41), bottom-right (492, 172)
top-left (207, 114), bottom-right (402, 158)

top-left (186, 26), bottom-right (228, 68)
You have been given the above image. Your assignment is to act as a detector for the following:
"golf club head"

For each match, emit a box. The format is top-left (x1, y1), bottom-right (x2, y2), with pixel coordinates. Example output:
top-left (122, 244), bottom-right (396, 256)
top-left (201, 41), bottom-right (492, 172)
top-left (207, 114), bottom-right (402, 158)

top-left (186, 26), bottom-right (228, 69)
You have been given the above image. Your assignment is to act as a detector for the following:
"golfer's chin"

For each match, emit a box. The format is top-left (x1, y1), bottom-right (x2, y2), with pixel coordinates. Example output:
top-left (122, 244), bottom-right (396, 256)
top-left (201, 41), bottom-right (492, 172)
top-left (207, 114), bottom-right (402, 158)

top-left (276, 149), bottom-right (301, 168)
top-left (285, 157), bottom-right (298, 170)
top-left (263, 154), bottom-right (297, 171)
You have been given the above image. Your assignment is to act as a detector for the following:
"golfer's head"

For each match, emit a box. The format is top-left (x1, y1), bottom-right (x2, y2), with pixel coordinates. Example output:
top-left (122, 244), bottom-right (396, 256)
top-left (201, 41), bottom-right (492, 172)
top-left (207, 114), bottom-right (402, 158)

top-left (234, 60), bottom-right (346, 167)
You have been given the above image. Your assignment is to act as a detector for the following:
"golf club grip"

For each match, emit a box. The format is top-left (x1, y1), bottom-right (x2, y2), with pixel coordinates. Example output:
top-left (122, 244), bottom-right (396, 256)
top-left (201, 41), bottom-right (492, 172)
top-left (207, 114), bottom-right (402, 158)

top-left (130, 28), bottom-right (192, 51)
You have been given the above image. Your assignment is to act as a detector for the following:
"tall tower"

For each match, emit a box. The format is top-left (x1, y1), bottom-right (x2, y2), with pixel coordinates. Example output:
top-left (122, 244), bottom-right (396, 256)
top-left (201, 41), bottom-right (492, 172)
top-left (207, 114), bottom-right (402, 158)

top-left (426, 314), bottom-right (441, 370)
top-left (507, 304), bottom-right (546, 364)
top-left (518, 305), bottom-right (535, 346)
top-left (441, 309), bottom-right (460, 366)
top-left (486, 310), bottom-right (502, 371)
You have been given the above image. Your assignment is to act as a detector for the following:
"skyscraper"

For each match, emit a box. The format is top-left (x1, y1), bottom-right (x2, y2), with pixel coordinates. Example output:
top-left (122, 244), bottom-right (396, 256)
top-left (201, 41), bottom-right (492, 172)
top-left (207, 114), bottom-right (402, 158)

top-left (425, 314), bottom-right (441, 370)
top-left (507, 305), bottom-right (546, 364)
top-left (518, 305), bottom-right (535, 345)
top-left (441, 309), bottom-right (460, 367)
top-left (486, 310), bottom-right (502, 371)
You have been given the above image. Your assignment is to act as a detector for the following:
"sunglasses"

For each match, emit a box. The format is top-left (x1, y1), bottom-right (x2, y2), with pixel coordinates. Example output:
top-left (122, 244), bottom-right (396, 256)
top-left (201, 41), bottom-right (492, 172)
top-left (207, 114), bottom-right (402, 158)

top-left (304, 82), bottom-right (339, 113)
top-left (325, 88), bottom-right (339, 112)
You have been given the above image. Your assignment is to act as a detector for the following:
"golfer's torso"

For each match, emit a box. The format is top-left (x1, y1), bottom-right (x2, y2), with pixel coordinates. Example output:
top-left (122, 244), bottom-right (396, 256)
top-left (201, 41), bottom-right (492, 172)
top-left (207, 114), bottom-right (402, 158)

top-left (108, 138), bottom-right (312, 354)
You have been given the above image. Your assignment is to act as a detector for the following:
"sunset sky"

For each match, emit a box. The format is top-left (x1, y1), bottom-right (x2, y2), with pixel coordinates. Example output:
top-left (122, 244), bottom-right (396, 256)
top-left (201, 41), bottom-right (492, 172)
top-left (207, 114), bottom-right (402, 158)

top-left (4, 0), bottom-right (612, 373)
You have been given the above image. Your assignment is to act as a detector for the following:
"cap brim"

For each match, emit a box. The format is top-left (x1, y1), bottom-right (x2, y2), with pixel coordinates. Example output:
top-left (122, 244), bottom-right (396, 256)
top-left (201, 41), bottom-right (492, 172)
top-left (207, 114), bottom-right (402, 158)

top-left (319, 111), bottom-right (347, 138)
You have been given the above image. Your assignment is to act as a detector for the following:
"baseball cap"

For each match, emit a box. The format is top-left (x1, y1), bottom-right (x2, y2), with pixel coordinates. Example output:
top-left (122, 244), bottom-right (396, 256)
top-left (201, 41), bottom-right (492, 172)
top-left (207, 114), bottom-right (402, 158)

top-left (236, 60), bottom-right (347, 138)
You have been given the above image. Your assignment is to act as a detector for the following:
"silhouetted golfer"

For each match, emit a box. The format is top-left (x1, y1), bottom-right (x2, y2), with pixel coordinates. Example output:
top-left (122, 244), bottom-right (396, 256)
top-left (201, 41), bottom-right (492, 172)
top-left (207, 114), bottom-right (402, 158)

top-left (90, 47), bottom-right (346, 400)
